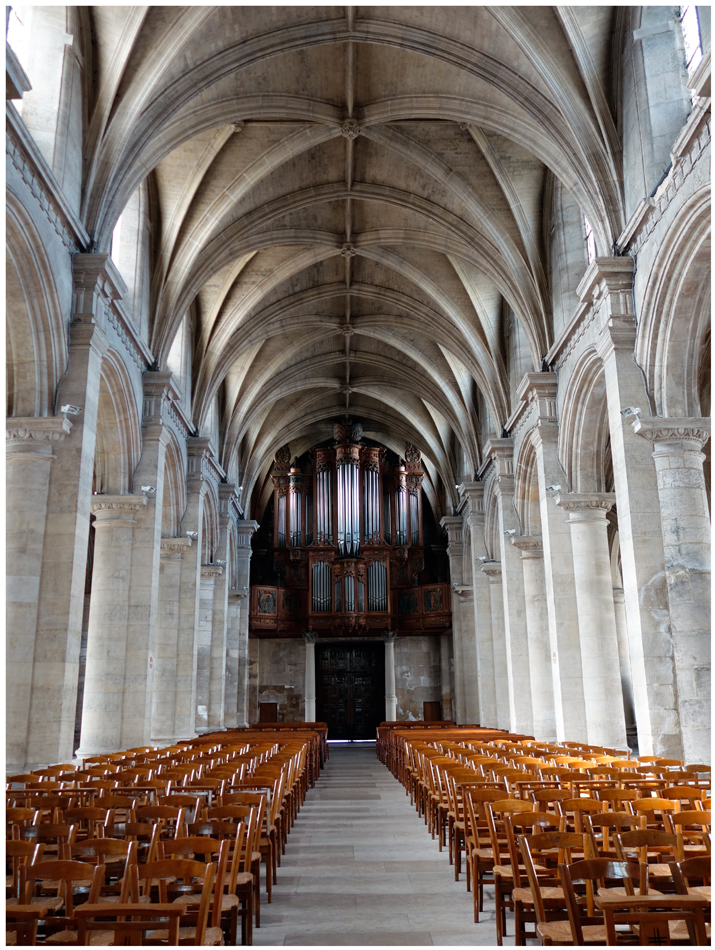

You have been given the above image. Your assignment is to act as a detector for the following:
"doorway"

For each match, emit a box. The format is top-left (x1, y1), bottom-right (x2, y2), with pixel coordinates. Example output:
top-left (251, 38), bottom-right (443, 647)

top-left (315, 641), bottom-right (385, 740)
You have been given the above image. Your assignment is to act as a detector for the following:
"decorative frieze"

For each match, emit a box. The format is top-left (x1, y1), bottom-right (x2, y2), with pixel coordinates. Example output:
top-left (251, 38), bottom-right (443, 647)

top-left (90, 494), bottom-right (147, 527)
top-left (633, 417), bottom-right (710, 449)
top-left (6, 416), bottom-right (72, 446)
top-left (511, 535), bottom-right (543, 559)
top-left (160, 537), bottom-right (192, 560)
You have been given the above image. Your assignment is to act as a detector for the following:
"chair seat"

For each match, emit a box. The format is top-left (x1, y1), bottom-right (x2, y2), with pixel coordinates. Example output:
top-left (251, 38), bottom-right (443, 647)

top-left (512, 885), bottom-right (564, 904)
top-left (669, 920), bottom-right (711, 941)
top-left (648, 863), bottom-right (673, 877)
top-left (494, 863), bottom-right (546, 879)
top-left (6, 932), bottom-right (17, 946)
top-left (597, 886), bottom-right (660, 899)
top-left (688, 885), bottom-right (711, 898)
top-left (538, 920), bottom-right (608, 943)
top-left (99, 893), bottom-right (151, 904)
top-left (6, 896), bottom-right (64, 912)
top-left (472, 848), bottom-right (494, 860)
top-left (45, 929), bottom-right (114, 946)
top-left (149, 925), bottom-right (223, 945)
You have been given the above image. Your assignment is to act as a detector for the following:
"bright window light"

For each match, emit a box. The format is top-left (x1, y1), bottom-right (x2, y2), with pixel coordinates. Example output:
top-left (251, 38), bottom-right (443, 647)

top-left (584, 216), bottom-right (597, 265)
top-left (111, 216), bottom-right (123, 265)
top-left (681, 6), bottom-right (703, 72)
top-left (7, 6), bottom-right (30, 69)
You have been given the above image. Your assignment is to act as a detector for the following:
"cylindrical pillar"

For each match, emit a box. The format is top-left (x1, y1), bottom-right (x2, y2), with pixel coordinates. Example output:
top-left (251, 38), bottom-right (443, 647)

top-left (556, 493), bottom-right (627, 748)
top-left (384, 632), bottom-right (397, 721)
top-left (634, 418), bottom-right (711, 763)
top-left (234, 521), bottom-right (258, 727)
top-left (77, 495), bottom-right (147, 756)
top-left (439, 634), bottom-right (454, 722)
top-left (512, 536), bottom-right (557, 741)
top-left (6, 418), bottom-right (71, 771)
top-left (195, 567), bottom-right (221, 734)
top-left (481, 562), bottom-right (511, 730)
top-left (613, 587), bottom-right (638, 750)
top-left (224, 591), bottom-right (243, 729)
top-left (304, 632), bottom-right (317, 721)
top-left (151, 537), bottom-right (191, 742)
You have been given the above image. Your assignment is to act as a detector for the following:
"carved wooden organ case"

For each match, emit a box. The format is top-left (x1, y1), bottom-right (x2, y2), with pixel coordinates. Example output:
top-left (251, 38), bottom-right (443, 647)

top-left (249, 423), bottom-right (451, 638)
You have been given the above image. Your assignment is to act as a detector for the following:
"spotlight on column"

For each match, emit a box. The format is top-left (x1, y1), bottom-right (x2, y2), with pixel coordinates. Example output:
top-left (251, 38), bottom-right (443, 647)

top-left (141, 485), bottom-right (156, 494)
top-left (546, 485), bottom-right (561, 493)
top-left (476, 556), bottom-right (488, 563)
top-left (61, 404), bottom-right (82, 415)
top-left (620, 407), bottom-right (641, 418)
top-left (186, 530), bottom-right (198, 540)
top-left (504, 529), bottom-right (516, 537)
top-left (216, 559), bottom-right (226, 565)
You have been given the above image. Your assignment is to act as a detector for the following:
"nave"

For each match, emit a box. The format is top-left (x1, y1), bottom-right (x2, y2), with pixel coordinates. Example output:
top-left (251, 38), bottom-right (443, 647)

top-left (254, 742), bottom-right (497, 947)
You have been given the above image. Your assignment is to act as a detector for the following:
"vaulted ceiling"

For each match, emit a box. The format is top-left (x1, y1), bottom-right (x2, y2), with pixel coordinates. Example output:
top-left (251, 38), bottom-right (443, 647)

top-left (80, 6), bottom-right (624, 519)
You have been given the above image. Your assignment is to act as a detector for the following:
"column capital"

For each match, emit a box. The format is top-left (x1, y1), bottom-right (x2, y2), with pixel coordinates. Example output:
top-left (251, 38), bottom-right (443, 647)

top-left (516, 372), bottom-right (558, 424)
top-left (305, 630), bottom-right (318, 644)
top-left (160, 536), bottom-right (192, 559)
top-left (383, 630), bottom-right (397, 642)
top-left (440, 515), bottom-right (463, 558)
top-left (633, 417), bottom-right (710, 450)
top-left (511, 535), bottom-right (543, 559)
top-left (482, 438), bottom-right (514, 478)
top-left (228, 588), bottom-right (248, 600)
top-left (7, 416), bottom-right (72, 452)
top-left (480, 561), bottom-right (502, 581)
top-left (200, 565), bottom-right (224, 579)
top-left (235, 520), bottom-right (259, 545)
top-left (90, 493), bottom-right (147, 526)
top-left (555, 492), bottom-right (615, 521)
top-left (577, 256), bottom-right (634, 306)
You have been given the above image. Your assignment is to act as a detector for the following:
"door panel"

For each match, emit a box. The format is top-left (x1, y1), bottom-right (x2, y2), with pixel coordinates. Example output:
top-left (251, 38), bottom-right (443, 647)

top-left (316, 642), bottom-right (385, 740)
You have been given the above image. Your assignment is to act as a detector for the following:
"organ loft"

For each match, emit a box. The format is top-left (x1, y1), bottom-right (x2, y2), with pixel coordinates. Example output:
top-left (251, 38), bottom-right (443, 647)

top-left (250, 423), bottom-right (451, 639)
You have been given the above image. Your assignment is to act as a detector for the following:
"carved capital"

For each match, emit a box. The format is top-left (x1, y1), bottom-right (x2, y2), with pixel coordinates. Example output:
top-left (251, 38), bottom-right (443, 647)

top-left (91, 494), bottom-right (147, 526)
top-left (633, 417), bottom-right (710, 450)
top-left (160, 537), bottom-right (192, 559)
top-left (200, 565), bottom-right (224, 579)
top-left (383, 630), bottom-right (397, 643)
top-left (555, 492), bottom-right (615, 523)
top-left (7, 416), bottom-right (72, 448)
top-left (511, 535), bottom-right (543, 559)
top-left (480, 561), bottom-right (502, 581)
top-left (304, 630), bottom-right (319, 644)
top-left (235, 520), bottom-right (259, 546)
top-left (577, 257), bottom-right (634, 307)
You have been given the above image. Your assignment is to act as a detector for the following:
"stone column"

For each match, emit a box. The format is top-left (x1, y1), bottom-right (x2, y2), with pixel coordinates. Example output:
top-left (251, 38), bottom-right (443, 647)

top-left (511, 536), bottom-right (557, 741)
top-left (304, 631), bottom-right (318, 722)
top-left (27, 255), bottom-right (116, 767)
top-left (151, 537), bottom-right (192, 742)
top-left (633, 418), bottom-right (711, 763)
top-left (481, 562), bottom-right (511, 730)
top-left (440, 515), bottom-right (473, 723)
top-left (246, 637), bottom-right (260, 727)
top-left (556, 493), bottom-right (628, 749)
top-left (591, 258), bottom-right (678, 757)
top-left (458, 482), bottom-right (498, 727)
top-left (613, 588), bottom-right (638, 750)
top-left (6, 417), bottom-right (72, 772)
top-left (234, 520), bottom-right (259, 727)
top-left (224, 590), bottom-right (244, 729)
top-left (439, 635), bottom-right (454, 721)
top-left (384, 631), bottom-right (397, 721)
top-left (122, 375), bottom-right (172, 749)
top-left (195, 566), bottom-right (222, 734)
top-left (207, 485), bottom-right (238, 732)
top-left (77, 495), bottom-right (148, 756)
top-left (485, 440), bottom-right (534, 736)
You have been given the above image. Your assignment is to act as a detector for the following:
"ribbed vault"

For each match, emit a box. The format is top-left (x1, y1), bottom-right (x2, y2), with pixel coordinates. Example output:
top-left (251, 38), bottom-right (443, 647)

top-left (75, 6), bottom-right (625, 523)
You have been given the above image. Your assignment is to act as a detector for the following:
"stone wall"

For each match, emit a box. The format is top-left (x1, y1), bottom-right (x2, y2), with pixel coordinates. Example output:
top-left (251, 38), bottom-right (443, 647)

top-left (394, 636), bottom-right (443, 721)
top-left (257, 638), bottom-right (306, 722)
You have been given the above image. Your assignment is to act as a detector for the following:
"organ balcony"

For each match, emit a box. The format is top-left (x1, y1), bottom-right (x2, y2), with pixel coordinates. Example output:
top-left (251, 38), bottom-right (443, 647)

top-left (249, 423), bottom-right (452, 639)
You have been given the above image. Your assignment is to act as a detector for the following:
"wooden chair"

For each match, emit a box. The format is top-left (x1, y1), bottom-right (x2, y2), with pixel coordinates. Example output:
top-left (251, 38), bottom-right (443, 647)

top-left (665, 809), bottom-right (711, 856)
top-left (556, 799), bottom-right (604, 834)
top-left (558, 859), bottom-right (644, 944)
top-left (159, 837), bottom-right (232, 940)
top-left (130, 858), bottom-right (221, 944)
top-left (669, 855), bottom-right (711, 897)
top-left (632, 797), bottom-right (678, 830)
top-left (594, 787), bottom-right (639, 812)
top-left (19, 859), bottom-right (105, 945)
top-left (105, 820), bottom-right (161, 864)
top-left (62, 807), bottom-right (109, 841)
top-left (583, 812), bottom-right (640, 860)
top-left (485, 799), bottom-right (540, 945)
top-left (6, 807), bottom-right (40, 840)
top-left (503, 814), bottom-right (561, 945)
top-left (463, 786), bottom-right (509, 921)
top-left (134, 804), bottom-right (187, 839)
top-left (70, 837), bottom-right (140, 904)
top-left (518, 832), bottom-right (583, 946)
top-left (614, 829), bottom-right (684, 888)
top-left (210, 798), bottom-right (264, 928)
top-left (6, 841), bottom-right (44, 901)
top-left (19, 822), bottom-right (77, 860)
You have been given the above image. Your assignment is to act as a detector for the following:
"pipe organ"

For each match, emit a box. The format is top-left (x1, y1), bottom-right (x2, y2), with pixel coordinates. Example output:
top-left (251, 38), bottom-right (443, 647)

top-left (250, 423), bottom-right (451, 639)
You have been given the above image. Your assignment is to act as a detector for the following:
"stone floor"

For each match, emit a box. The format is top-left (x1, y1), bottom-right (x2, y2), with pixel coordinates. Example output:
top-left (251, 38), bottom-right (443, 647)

top-left (254, 742), bottom-right (514, 947)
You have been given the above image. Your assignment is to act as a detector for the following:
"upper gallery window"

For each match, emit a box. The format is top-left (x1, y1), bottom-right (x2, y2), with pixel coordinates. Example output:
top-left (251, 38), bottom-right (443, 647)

top-left (584, 216), bottom-right (597, 265)
top-left (680, 5), bottom-right (703, 73)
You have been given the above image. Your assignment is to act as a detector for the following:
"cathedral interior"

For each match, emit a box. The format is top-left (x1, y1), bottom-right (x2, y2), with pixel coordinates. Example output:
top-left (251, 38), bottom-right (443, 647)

top-left (5, 5), bottom-right (711, 774)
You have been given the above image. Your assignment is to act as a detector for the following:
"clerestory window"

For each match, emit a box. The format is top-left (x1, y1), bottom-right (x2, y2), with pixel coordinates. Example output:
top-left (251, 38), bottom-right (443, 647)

top-left (680, 5), bottom-right (703, 73)
top-left (584, 216), bottom-right (597, 265)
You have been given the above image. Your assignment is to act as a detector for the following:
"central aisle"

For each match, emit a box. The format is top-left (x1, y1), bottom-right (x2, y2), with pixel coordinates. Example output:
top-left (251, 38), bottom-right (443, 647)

top-left (254, 742), bottom-right (507, 946)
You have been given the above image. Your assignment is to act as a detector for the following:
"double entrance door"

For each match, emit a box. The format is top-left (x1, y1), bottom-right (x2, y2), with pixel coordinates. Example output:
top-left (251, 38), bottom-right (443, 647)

top-left (315, 642), bottom-right (385, 740)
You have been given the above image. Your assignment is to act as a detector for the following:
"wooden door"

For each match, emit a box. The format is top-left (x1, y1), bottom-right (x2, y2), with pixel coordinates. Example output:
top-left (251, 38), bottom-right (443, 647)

top-left (259, 702), bottom-right (278, 723)
top-left (423, 701), bottom-right (441, 721)
top-left (315, 642), bottom-right (385, 740)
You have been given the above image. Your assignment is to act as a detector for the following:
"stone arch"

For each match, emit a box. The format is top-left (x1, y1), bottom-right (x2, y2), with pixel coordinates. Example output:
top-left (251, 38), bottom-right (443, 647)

top-left (161, 432), bottom-right (187, 538)
top-left (558, 348), bottom-right (610, 493)
top-left (6, 193), bottom-right (67, 417)
top-left (483, 477), bottom-right (501, 562)
top-left (93, 350), bottom-right (141, 495)
top-left (514, 437), bottom-right (542, 537)
top-left (200, 481), bottom-right (220, 565)
top-left (635, 187), bottom-right (711, 417)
